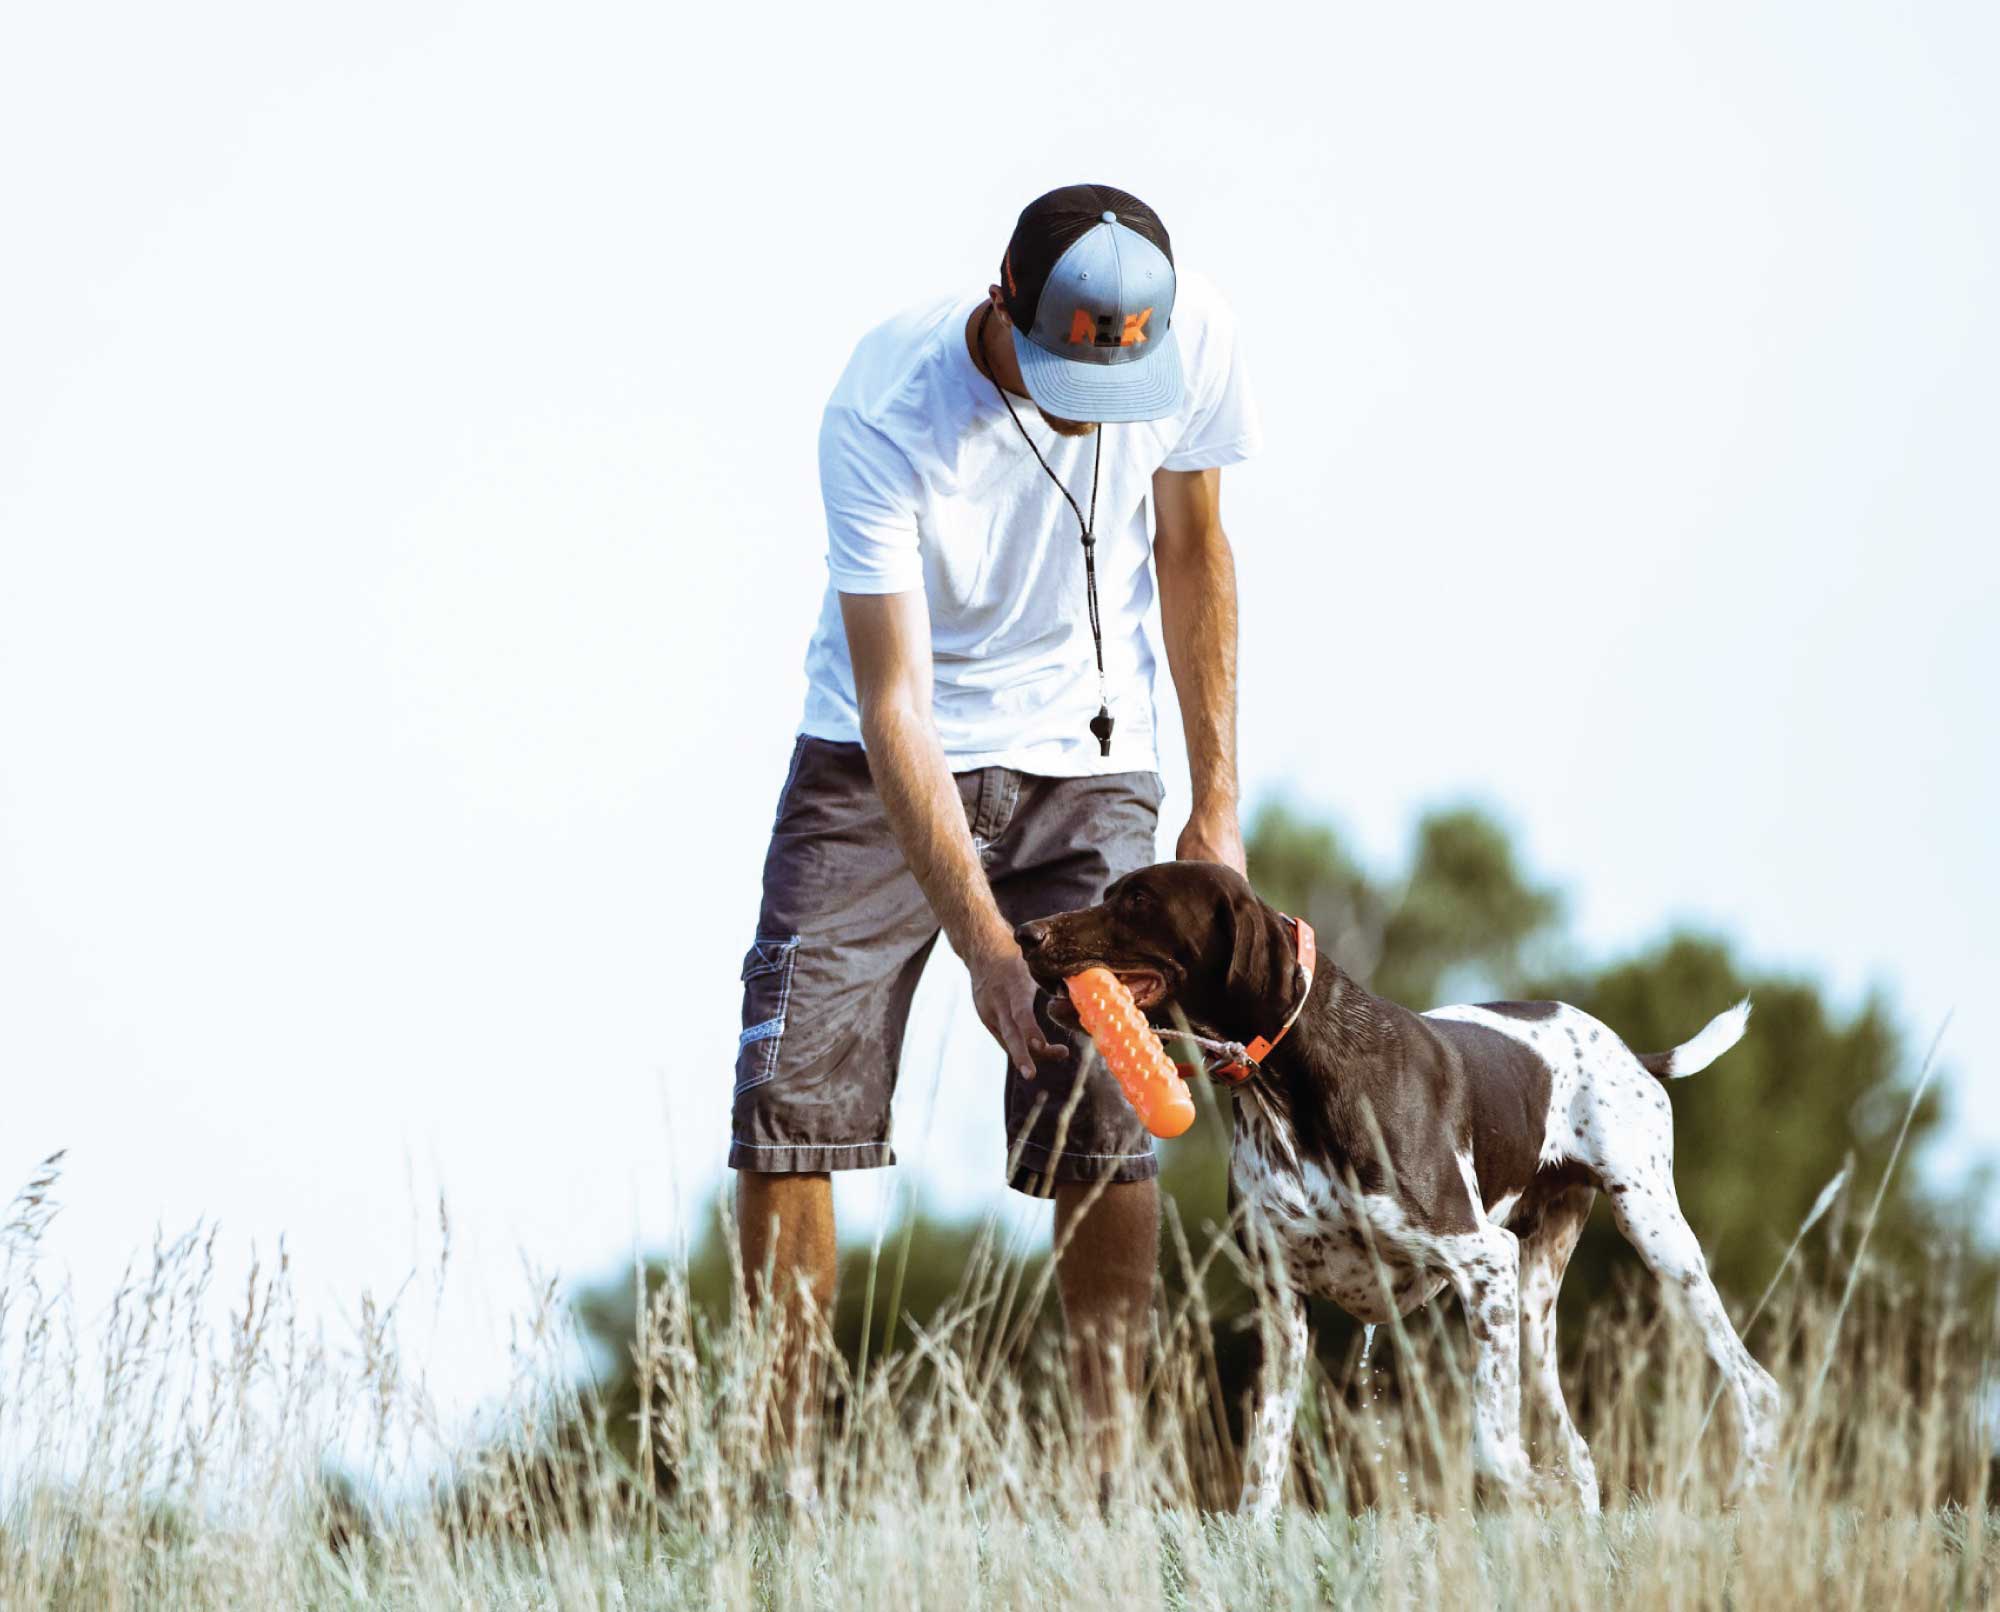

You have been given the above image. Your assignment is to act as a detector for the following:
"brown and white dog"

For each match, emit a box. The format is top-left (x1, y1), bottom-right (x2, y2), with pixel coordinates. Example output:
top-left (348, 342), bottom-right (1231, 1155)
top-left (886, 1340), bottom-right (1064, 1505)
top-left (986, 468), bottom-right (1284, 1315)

top-left (1017, 860), bottom-right (1780, 1516)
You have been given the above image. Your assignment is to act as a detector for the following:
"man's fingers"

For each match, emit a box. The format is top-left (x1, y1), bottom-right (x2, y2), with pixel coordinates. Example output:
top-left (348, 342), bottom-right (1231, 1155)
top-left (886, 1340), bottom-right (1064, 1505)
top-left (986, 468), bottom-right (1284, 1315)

top-left (1013, 1005), bottom-right (1070, 1073)
top-left (985, 1007), bottom-right (1035, 1079)
top-left (973, 955), bottom-right (1074, 1078)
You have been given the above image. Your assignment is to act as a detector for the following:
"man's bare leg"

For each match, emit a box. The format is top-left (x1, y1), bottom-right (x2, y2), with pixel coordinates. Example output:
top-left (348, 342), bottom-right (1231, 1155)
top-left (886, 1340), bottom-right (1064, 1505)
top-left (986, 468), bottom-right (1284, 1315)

top-left (1054, 1178), bottom-right (1160, 1493)
top-left (736, 1170), bottom-right (836, 1493)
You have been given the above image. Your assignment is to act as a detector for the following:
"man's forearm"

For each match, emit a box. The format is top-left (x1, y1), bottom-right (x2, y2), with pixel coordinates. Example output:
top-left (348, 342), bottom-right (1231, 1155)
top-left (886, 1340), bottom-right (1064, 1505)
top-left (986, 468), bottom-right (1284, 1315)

top-left (859, 702), bottom-right (1013, 963)
top-left (1156, 528), bottom-right (1241, 815)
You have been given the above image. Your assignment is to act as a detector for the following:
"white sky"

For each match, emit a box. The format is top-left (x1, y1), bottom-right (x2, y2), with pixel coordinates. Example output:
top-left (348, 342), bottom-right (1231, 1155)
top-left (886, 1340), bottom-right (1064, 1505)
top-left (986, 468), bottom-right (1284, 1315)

top-left (3, 0), bottom-right (1995, 1426)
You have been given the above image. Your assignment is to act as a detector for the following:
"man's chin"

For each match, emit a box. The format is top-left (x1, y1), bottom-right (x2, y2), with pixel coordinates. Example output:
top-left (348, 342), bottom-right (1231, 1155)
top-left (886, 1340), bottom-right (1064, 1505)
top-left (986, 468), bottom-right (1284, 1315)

top-left (1037, 410), bottom-right (1099, 438)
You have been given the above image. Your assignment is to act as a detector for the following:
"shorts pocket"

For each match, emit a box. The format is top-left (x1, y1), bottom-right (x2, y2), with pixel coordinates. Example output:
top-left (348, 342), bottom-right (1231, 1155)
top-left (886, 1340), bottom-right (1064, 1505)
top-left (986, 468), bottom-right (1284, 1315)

top-left (735, 934), bottom-right (800, 1094)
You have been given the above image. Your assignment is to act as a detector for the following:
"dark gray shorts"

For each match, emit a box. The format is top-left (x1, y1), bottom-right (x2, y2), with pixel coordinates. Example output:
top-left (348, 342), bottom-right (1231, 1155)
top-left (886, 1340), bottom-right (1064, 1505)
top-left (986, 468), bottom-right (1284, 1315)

top-left (731, 736), bottom-right (1164, 1197)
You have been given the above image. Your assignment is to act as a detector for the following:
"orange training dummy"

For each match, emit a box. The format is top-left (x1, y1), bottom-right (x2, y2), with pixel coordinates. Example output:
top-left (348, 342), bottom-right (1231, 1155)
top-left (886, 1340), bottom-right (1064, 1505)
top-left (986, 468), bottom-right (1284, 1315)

top-left (1065, 966), bottom-right (1197, 1139)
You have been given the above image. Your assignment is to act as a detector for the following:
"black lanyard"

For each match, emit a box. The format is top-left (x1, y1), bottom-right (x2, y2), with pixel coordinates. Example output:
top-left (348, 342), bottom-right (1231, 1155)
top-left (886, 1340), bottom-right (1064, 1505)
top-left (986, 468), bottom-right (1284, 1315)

top-left (976, 305), bottom-right (1116, 757)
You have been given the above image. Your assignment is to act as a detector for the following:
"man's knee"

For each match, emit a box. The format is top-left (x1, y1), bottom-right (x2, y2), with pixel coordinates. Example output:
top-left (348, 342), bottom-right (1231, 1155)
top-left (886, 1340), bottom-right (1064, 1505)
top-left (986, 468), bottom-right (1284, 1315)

top-left (736, 1169), bottom-right (834, 1227)
top-left (1054, 1175), bottom-right (1159, 1215)
top-left (1054, 1178), bottom-right (1160, 1289)
top-left (736, 1170), bottom-right (836, 1302)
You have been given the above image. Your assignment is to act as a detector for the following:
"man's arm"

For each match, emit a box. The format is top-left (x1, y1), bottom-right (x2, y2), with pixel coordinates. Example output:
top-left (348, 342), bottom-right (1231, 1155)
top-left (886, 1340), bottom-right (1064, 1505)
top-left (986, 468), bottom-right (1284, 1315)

top-left (1152, 465), bottom-right (1246, 874)
top-left (838, 589), bottom-right (1069, 1078)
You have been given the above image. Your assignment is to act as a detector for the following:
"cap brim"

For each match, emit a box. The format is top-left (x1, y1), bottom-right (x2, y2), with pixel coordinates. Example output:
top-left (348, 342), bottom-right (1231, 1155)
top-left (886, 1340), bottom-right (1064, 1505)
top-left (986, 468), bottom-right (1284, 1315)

top-left (1011, 325), bottom-right (1184, 424)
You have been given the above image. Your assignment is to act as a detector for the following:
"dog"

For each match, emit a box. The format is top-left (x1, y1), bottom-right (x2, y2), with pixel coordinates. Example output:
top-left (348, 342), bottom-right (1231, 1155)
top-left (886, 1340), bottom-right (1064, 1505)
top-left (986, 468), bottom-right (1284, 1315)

top-left (1017, 860), bottom-right (1781, 1517)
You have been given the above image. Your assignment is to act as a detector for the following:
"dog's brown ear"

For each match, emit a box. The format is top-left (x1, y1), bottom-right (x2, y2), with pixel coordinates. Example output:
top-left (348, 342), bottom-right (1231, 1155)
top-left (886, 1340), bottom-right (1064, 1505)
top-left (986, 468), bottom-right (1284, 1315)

top-left (1223, 885), bottom-right (1295, 1012)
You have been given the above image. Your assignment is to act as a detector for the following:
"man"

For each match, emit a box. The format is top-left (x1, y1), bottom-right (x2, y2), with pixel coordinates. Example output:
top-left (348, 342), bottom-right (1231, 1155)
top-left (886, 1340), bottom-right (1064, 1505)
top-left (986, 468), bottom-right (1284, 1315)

top-left (731, 182), bottom-right (1260, 1474)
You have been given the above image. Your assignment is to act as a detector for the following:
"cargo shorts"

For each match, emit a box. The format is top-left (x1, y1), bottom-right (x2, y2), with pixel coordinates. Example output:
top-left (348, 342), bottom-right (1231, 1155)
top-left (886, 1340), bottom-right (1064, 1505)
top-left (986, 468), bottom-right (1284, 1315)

top-left (730, 736), bottom-right (1165, 1197)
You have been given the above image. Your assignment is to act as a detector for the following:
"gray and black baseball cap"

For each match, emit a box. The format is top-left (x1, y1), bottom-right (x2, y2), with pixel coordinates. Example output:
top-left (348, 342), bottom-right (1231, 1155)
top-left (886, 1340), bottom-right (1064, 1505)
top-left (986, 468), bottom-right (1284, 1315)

top-left (999, 184), bottom-right (1183, 424)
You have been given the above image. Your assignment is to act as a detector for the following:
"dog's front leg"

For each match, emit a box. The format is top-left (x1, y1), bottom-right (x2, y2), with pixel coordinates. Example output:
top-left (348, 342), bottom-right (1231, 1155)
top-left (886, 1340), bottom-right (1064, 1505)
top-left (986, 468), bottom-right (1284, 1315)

top-left (1238, 1286), bottom-right (1309, 1521)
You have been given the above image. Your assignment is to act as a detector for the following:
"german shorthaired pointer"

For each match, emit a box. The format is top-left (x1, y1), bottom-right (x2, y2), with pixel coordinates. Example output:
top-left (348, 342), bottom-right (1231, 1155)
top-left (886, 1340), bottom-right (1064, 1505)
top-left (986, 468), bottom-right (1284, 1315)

top-left (1017, 860), bottom-right (1780, 1516)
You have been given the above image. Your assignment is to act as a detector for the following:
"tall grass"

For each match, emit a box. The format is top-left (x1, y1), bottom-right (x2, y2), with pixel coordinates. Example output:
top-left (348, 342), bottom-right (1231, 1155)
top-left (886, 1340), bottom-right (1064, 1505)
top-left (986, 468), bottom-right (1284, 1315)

top-left (1, 1147), bottom-right (1994, 1610)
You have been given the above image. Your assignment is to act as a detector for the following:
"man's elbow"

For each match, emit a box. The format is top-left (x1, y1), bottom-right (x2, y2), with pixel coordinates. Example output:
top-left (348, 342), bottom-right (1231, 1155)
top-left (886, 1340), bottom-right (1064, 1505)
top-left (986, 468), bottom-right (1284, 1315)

top-left (857, 688), bottom-right (932, 748)
top-left (1156, 518), bottom-right (1234, 575)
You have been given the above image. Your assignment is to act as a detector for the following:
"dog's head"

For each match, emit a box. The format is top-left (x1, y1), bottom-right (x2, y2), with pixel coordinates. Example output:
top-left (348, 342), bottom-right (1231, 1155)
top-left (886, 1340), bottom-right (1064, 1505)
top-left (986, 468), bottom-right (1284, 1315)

top-left (1016, 861), bottom-right (1304, 1041)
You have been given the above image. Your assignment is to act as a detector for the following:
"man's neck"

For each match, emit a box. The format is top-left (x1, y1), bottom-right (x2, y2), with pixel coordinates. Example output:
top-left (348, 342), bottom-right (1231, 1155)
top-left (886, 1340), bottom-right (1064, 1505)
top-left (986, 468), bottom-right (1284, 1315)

top-left (965, 301), bottom-right (1032, 401)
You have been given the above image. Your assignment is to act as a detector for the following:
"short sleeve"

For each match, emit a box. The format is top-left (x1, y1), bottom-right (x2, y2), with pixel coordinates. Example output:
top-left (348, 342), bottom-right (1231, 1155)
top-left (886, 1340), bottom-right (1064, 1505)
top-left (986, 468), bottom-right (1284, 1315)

top-left (1160, 283), bottom-right (1264, 473)
top-left (818, 405), bottom-right (924, 594)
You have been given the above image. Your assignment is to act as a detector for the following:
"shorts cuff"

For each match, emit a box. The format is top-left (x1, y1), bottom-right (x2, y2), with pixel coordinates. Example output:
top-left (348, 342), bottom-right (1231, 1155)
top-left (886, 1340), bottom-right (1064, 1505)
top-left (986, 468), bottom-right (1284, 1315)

top-left (1005, 1141), bottom-right (1159, 1200)
top-left (730, 1140), bottom-right (896, 1173)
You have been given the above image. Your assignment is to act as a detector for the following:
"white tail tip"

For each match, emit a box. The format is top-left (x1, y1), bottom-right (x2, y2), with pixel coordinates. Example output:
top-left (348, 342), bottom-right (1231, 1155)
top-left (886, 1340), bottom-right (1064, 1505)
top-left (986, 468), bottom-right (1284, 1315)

top-left (1661, 996), bottom-right (1753, 1078)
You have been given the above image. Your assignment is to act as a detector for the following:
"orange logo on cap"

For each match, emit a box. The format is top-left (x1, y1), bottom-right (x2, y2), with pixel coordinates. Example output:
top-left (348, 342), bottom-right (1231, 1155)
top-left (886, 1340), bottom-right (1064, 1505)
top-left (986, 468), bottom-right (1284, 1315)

top-left (1066, 306), bottom-right (1156, 347)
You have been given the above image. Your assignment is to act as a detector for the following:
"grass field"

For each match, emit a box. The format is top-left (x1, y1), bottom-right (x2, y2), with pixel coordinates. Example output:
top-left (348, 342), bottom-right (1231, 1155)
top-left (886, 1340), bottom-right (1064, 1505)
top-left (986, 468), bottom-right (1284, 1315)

top-left (3, 1149), bottom-right (1995, 1610)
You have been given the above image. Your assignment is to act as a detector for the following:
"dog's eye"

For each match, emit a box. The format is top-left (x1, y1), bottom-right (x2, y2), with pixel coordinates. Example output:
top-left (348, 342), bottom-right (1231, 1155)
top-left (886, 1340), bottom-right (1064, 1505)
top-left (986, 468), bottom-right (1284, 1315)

top-left (1120, 886), bottom-right (1152, 912)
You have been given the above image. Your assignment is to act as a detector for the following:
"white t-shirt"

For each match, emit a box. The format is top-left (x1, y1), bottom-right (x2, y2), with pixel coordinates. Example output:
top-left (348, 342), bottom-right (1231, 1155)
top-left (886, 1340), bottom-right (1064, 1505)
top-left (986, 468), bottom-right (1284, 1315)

top-left (800, 269), bottom-right (1262, 776)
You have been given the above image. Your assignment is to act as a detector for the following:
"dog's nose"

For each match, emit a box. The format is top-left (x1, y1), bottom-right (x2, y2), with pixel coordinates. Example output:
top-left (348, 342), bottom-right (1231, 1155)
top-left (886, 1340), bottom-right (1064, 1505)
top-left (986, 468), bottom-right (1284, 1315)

top-left (1014, 919), bottom-right (1051, 953)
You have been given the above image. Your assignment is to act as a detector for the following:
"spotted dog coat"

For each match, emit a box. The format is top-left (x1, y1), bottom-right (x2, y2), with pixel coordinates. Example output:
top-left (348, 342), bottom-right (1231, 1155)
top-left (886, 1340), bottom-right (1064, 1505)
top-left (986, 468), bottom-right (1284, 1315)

top-left (1017, 862), bottom-right (1782, 1519)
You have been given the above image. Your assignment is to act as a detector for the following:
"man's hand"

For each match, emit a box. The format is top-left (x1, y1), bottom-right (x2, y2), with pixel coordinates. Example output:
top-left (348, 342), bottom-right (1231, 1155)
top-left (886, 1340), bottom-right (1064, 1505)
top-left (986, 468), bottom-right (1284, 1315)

top-left (968, 942), bottom-right (1072, 1079)
top-left (1176, 802), bottom-right (1246, 875)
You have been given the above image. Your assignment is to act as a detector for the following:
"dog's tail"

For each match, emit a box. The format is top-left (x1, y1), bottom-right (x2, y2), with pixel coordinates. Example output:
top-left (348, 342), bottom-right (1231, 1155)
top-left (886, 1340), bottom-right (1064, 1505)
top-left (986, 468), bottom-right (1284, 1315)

top-left (1637, 997), bottom-right (1752, 1080)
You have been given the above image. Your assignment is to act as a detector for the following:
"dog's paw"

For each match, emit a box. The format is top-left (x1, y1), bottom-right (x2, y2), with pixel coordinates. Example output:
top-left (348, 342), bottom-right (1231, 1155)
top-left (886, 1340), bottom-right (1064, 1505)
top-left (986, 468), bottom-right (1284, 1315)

top-left (1526, 1462), bottom-right (1599, 1514)
top-left (1470, 1449), bottom-right (1538, 1510)
top-left (1236, 1482), bottom-right (1284, 1524)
